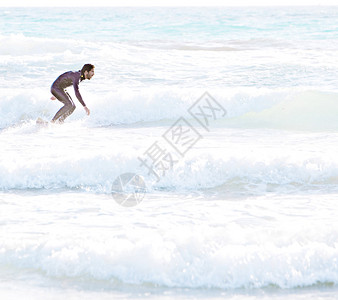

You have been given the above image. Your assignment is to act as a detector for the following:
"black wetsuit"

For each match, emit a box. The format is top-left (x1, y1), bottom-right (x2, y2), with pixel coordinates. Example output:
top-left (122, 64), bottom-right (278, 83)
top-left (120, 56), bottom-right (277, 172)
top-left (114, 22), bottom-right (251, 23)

top-left (51, 71), bottom-right (86, 122)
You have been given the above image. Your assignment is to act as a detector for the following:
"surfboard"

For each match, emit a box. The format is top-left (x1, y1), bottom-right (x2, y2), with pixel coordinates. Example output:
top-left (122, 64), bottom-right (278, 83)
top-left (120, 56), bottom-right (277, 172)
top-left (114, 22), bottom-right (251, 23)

top-left (36, 117), bottom-right (49, 126)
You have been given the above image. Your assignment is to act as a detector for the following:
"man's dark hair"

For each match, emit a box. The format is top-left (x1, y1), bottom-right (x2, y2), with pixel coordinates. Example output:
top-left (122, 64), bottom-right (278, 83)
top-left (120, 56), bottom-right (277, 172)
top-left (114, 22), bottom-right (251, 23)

top-left (81, 64), bottom-right (95, 76)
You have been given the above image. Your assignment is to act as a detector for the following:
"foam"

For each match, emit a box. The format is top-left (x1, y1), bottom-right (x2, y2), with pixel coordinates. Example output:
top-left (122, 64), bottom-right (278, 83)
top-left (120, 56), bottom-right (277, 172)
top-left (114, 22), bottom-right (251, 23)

top-left (0, 138), bottom-right (338, 194)
top-left (2, 87), bottom-right (337, 131)
top-left (0, 34), bottom-right (90, 56)
top-left (1, 192), bottom-right (338, 290)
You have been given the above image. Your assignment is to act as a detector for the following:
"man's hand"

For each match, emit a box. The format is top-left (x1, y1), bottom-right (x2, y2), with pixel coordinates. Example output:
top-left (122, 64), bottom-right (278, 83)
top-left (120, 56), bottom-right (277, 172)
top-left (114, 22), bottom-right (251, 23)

top-left (51, 96), bottom-right (56, 100)
top-left (84, 106), bottom-right (90, 116)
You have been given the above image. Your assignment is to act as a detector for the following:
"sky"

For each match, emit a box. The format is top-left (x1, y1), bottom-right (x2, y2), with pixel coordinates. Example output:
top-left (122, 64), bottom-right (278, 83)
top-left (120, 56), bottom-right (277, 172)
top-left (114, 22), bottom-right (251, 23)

top-left (1, 0), bottom-right (338, 6)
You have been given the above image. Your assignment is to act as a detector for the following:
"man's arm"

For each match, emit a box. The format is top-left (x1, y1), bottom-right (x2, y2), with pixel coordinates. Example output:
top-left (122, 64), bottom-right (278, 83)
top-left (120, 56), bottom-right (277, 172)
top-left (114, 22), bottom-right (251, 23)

top-left (73, 82), bottom-right (86, 107)
top-left (73, 82), bottom-right (90, 115)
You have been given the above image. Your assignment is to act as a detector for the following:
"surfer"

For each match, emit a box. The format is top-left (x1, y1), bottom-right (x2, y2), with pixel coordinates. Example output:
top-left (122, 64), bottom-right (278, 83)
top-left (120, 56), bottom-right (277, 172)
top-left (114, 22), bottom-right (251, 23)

top-left (50, 64), bottom-right (95, 123)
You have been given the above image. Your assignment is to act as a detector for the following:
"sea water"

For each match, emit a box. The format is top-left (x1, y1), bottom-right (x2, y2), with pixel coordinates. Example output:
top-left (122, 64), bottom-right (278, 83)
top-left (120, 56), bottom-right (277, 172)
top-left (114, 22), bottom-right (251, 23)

top-left (1, 6), bottom-right (338, 299)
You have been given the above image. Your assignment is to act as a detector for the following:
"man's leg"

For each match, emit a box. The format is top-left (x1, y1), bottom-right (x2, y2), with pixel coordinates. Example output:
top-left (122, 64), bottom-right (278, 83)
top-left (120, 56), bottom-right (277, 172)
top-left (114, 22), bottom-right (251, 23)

top-left (51, 88), bottom-right (76, 123)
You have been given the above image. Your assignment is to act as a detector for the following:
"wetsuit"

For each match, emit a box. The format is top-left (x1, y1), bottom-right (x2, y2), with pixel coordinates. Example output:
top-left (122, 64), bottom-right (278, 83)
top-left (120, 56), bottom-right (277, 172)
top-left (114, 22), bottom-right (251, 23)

top-left (51, 70), bottom-right (86, 122)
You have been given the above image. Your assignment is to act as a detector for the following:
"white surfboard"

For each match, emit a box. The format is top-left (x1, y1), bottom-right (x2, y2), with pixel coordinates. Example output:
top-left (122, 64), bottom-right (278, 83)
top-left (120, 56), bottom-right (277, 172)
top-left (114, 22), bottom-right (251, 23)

top-left (36, 117), bottom-right (49, 126)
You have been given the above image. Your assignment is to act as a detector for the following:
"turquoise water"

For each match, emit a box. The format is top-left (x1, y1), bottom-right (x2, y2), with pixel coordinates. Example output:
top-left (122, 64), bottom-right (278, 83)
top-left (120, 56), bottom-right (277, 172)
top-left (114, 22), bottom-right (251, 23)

top-left (2, 7), bottom-right (338, 41)
top-left (2, 7), bottom-right (338, 92)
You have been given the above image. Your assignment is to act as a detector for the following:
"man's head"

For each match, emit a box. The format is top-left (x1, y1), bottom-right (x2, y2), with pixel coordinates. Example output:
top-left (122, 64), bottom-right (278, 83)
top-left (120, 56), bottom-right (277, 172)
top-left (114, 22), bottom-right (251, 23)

top-left (81, 64), bottom-right (95, 80)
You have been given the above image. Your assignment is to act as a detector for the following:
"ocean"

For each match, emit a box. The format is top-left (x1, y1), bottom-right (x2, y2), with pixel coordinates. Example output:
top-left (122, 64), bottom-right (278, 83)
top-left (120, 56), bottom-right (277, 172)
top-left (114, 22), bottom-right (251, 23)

top-left (1, 6), bottom-right (338, 299)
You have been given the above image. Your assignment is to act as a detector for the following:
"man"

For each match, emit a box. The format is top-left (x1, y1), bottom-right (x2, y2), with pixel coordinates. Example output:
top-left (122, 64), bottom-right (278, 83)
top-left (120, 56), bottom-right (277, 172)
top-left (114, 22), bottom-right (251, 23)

top-left (50, 64), bottom-right (95, 123)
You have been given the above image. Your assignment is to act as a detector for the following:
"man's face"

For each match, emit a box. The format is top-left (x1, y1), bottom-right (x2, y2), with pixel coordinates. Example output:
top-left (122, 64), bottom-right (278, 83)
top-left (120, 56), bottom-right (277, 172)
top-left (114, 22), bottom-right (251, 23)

top-left (85, 68), bottom-right (95, 80)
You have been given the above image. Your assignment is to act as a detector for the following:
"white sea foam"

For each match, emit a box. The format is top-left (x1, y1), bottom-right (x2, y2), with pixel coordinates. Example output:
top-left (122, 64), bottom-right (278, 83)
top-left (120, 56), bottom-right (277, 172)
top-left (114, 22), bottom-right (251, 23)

top-left (0, 34), bottom-right (84, 56)
top-left (1, 124), bottom-right (338, 194)
top-left (1, 192), bottom-right (338, 290)
top-left (1, 87), bottom-right (337, 130)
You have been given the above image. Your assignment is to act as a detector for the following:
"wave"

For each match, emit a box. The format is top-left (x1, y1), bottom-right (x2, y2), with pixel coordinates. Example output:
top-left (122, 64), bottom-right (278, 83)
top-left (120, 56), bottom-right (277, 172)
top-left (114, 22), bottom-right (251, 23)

top-left (0, 34), bottom-right (94, 56)
top-left (134, 38), bottom-right (298, 51)
top-left (1, 213), bottom-right (338, 290)
top-left (0, 34), bottom-right (299, 56)
top-left (0, 142), bottom-right (337, 194)
top-left (0, 87), bottom-right (197, 129)
top-left (222, 90), bottom-right (338, 131)
top-left (1, 87), bottom-right (338, 131)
